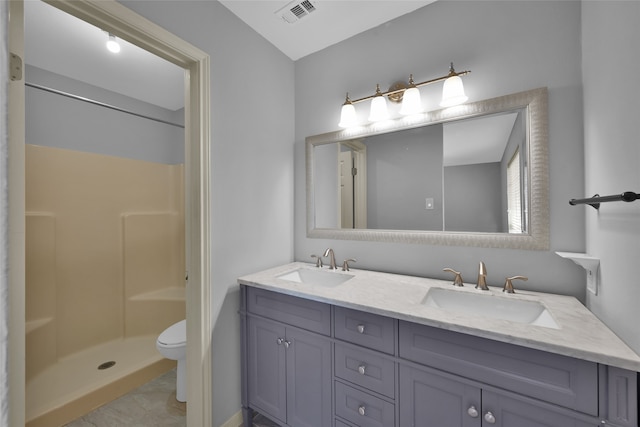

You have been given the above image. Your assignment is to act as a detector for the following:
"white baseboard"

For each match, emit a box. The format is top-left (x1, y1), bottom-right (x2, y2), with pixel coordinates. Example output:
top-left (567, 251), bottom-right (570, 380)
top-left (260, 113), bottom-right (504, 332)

top-left (219, 410), bottom-right (243, 427)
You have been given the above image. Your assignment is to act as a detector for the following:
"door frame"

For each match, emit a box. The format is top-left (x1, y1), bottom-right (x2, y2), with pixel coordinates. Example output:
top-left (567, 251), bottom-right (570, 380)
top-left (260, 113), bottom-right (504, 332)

top-left (8, 1), bottom-right (212, 425)
top-left (338, 140), bottom-right (367, 229)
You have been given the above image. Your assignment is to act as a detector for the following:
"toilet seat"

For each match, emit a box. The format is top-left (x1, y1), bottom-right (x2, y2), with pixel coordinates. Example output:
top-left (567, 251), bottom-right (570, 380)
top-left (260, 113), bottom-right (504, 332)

top-left (157, 319), bottom-right (186, 347)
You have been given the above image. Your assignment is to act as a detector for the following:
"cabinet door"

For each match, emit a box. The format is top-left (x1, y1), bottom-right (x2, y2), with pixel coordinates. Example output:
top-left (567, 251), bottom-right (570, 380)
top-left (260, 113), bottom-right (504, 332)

top-left (247, 317), bottom-right (287, 424)
top-left (481, 391), bottom-right (596, 427)
top-left (399, 364), bottom-right (481, 427)
top-left (286, 327), bottom-right (332, 427)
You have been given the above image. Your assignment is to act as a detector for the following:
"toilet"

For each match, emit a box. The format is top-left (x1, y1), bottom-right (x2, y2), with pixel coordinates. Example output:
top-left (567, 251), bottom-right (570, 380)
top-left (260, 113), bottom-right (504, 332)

top-left (156, 319), bottom-right (187, 402)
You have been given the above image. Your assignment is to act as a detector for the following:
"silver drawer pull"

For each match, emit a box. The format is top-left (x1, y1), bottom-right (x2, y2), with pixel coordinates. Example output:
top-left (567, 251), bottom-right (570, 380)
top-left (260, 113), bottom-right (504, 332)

top-left (467, 406), bottom-right (479, 418)
top-left (358, 365), bottom-right (366, 375)
top-left (358, 405), bottom-right (366, 416)
top-left (356, 324), bottom-right (365, 334)
top-left (276, 338), bottom-right (284, 345)
top-left (484, 411), bottom-right (496, 424)
top-left (283, 340), bottom-right (291, 349)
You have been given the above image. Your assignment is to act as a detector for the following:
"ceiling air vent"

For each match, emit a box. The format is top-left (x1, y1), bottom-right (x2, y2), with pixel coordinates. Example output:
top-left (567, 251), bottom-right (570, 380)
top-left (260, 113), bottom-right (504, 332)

top-left (275, 0), bottom-right (317, 24)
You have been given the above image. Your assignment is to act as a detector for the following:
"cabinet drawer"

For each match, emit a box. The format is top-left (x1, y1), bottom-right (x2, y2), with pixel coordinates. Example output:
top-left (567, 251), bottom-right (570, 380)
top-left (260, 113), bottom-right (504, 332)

top-left (334, 306), bottom-right (395, 354)
top-left (247, 287), bottom-right (331, 335)
top-left (335, 343), bottom-right (396, 399)
top-left (399, 321), bottom-right (598, 415)
top-left (335, 381), bottom-right (395, 427)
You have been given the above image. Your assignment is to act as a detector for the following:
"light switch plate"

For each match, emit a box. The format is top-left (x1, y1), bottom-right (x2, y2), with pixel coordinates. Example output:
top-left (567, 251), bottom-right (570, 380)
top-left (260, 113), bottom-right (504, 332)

top-left (425, 198), bottom-right (434, 210)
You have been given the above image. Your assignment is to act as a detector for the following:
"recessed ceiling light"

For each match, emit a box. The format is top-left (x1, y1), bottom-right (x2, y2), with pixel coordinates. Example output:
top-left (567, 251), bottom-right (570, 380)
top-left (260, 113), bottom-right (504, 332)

top-left (106, 33), bottom-right (120, 53)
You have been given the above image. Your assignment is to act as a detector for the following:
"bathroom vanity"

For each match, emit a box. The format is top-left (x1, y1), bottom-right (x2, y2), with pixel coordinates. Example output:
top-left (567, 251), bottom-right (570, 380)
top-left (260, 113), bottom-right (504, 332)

top-left (238, 263), bottom-right (640, 427)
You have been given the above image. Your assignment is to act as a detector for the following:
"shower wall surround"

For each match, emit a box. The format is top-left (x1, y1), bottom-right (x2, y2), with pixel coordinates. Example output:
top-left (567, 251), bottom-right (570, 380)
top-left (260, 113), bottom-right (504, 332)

top-left (26, 144), bottom-right (184, 358)
top-left (25, 144), bottom-right (185, 423)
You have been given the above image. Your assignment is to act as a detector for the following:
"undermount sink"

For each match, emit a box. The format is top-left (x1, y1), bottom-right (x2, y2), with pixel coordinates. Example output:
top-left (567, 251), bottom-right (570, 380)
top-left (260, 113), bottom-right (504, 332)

top-left (422, 287), bottom-right (559, 329)
top-left (277, 268), bottom-right (354, 287)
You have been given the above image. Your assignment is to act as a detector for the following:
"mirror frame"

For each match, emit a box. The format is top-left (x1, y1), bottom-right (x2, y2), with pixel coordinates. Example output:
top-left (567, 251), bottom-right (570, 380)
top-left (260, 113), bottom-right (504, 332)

top-left (306, 87), bottom-right (549, 250)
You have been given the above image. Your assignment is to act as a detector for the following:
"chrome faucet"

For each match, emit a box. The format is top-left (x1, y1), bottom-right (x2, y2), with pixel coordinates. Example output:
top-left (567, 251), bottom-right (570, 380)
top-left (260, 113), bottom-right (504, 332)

top-left (476, 261), bottom-right (489, 290)
top-left (323, 248), bottom-right (337, 270)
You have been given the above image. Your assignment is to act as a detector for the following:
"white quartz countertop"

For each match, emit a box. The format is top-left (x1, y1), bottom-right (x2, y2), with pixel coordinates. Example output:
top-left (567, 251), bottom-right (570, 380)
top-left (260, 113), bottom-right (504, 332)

top-left (238, 262), bottom-right (640, 372)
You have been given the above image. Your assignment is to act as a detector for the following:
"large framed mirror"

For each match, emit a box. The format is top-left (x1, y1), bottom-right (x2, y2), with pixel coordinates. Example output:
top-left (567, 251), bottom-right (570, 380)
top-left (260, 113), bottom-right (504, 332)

top-left (306, 87), bottom-right (549, 249)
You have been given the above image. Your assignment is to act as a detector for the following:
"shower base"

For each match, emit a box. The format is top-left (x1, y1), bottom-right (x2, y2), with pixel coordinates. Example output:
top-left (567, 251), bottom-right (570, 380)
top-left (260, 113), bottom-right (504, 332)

top-left (26, 335), bottom-right (175, 427)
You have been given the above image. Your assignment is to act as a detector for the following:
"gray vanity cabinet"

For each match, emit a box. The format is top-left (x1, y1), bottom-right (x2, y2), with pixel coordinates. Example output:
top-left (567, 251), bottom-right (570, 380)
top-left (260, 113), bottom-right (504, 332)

top-left (399, 363), bottom-right (595, 427)
top-left (247, 317), bottom-right (287, 422)
top-left (240, 285), bottom-right (638, 427)
top-left (398, 320), bottom-right (599, 415)
top-left (480, 391), bottom-right (595, 427)
top-left (333, 306), bottom-right (397, 427)
top-left (243, 287), bottom-right (332, 427)
top-left (399, 364), bottom-right (480, 427)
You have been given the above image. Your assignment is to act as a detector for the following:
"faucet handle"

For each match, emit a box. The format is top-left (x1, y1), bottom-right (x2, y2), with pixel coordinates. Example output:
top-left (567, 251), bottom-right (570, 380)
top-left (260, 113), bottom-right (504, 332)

top-left (311, 254), bottom-right (323, 268)
top-left (503, 276), bottom-right (528, 293)
top-left (443, 268), bottom-right (464, 287)
top-left (342, 258), bottom-right (357, 271)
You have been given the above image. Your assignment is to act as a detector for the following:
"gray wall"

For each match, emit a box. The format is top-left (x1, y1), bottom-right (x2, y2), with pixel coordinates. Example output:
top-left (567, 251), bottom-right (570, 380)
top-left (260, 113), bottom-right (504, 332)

top-left (25, 65), bottom-right (184, 164)
top-left (295, 1), bottom-right (586, 295)
top-left (365, 125), bottom-right (443, 230)
top-left (444, 162), bottom-right (502, 232)
top-left (582, 1), bottom-right (640, 353)
top-left (118, 1), bottom-right (295, 426)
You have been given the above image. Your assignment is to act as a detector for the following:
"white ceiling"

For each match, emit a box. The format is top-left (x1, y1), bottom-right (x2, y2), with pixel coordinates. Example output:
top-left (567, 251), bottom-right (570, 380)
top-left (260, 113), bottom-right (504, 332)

top-left (218, 0), bottom-right (436, 61)
top-left (24, 0), bottom-right (435, 111)
top-left (443, 113), bottom-right (519, 167)
top-left (24, 0), bottom-right (185, 111)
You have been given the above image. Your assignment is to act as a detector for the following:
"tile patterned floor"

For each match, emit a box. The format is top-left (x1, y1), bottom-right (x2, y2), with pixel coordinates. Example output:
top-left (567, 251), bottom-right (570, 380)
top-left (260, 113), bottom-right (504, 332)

top-left (251, 413), bottom-right (281, 427)
top-left (64, 369), bottom-right (186, 427)
top-left (63, 369), bottom-right (281, 427)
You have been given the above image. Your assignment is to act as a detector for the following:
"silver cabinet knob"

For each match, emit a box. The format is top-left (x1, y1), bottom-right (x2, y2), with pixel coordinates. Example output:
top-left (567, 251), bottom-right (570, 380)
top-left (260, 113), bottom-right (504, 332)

top-left (467, 406), bottom-right (479, 418)
top-left (358, 405), bottom-right (366, 416)
top-left (357, 324), bottom-right (365, 334)
top-left (283, 340), bottom-right (291, 349)
top-left (276, 338), bottom-right (284, 345)
top-left (484, 411), bottom-right (496, 424)
top-left (358, 365), bottom-right (366, 375)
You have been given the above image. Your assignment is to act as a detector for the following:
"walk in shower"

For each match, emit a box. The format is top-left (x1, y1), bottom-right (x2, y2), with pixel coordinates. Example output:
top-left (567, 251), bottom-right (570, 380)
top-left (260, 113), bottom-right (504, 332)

top-left (24, 61), bottom-right (186, 426)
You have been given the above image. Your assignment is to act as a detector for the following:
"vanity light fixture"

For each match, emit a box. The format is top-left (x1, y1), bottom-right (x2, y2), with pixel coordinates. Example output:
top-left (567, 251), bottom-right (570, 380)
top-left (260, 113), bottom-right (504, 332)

top-left (106, 33), bottom-right (121, 53)
top-left (338, 63), bottom-right (470, 128)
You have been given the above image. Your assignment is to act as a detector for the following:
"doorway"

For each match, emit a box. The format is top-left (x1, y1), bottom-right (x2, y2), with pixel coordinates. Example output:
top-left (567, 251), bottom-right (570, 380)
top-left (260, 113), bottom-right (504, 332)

top-left (7, 1), bottom-right (211, 425)
top-left (338, 140), bottom-right (367, 229)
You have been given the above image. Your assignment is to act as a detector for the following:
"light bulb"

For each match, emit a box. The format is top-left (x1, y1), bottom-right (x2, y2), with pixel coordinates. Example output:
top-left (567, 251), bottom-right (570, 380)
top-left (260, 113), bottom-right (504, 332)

top-left (106, 34), bottom-right (121, 53)
top-left (399, 86), bottom-right (422, 115)
top-left (368, 84), bottom-right (389, 122)
top-left (440, 75), bottom-right (467, 107)
top-left (369, 95), bottom-right (389, 122)
top-left (339, 103), bottom-right (357, 128)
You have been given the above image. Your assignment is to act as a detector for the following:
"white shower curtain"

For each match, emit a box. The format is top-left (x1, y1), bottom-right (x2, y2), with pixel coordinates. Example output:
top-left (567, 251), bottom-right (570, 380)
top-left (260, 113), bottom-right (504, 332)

top-left (0, 0), bottom-right (10, 425)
